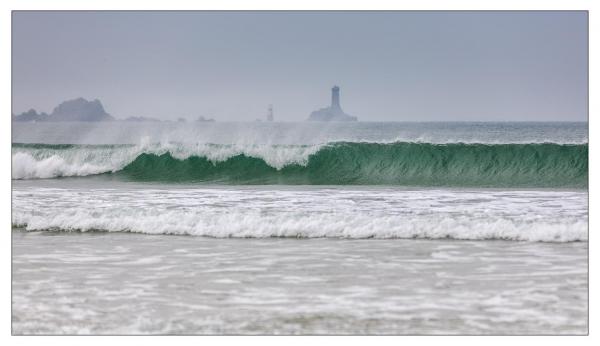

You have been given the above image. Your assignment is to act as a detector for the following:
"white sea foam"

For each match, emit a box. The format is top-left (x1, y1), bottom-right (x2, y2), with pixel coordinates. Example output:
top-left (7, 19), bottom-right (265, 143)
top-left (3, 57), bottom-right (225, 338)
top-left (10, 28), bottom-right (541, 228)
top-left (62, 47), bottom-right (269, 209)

top-left (149, 142), bottom-right (322, 169)
top-left (12, 209), bottom-right (587, 242)
top-left (11, 152), bottom-right (117, 179)
top-left (12, 186), bottom-right (588, 242)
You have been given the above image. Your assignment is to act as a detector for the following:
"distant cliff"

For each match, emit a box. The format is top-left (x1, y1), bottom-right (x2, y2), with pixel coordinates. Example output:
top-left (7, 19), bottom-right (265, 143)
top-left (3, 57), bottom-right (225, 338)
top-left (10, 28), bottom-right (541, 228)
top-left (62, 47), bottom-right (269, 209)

top-left (13, 98), bottom-right (114, 122)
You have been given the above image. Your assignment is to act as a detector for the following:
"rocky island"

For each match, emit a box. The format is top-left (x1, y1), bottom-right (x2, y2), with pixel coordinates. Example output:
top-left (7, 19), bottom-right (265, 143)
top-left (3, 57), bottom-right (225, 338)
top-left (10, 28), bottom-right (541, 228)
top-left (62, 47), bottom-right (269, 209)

top-left (12, 98), bottom-right (114, 122)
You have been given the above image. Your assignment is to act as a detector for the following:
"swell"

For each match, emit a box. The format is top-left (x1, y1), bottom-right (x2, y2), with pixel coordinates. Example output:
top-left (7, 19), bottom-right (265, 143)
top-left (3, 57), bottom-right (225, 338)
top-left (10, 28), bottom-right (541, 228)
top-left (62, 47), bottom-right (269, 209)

top-left (12, 142), bottom-right (588, 187)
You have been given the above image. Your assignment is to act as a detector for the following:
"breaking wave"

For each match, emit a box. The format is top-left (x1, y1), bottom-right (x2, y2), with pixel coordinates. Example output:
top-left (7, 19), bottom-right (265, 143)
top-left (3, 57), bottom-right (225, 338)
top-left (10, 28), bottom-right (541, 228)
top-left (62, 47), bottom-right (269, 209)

top-left (11, 210), bottom-right (587, 242)
top-left (12, 142), bottom-right (588, 187)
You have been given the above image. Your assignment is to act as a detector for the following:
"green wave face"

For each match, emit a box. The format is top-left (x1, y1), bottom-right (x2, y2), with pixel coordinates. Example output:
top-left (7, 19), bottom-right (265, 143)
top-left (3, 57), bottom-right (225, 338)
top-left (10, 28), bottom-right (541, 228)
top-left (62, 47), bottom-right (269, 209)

top-left (118, 142), bottom-right (588, 187)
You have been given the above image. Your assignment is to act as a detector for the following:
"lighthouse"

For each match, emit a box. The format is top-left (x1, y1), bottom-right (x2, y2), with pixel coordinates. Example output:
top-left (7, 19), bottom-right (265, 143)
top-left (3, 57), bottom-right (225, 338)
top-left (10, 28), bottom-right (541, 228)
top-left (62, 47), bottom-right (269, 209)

top-left (307, 86), bottom-right (357, 121)
top-left (266, 104), bottom-right (274, 122)
top-left (331, 86), bottom-right (341, 110)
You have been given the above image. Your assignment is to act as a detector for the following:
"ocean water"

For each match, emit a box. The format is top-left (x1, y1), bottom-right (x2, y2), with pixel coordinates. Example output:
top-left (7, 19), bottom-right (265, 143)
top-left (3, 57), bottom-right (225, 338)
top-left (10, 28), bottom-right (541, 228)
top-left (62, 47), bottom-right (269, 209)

top-left (11, 122), bottom-right (588, 334)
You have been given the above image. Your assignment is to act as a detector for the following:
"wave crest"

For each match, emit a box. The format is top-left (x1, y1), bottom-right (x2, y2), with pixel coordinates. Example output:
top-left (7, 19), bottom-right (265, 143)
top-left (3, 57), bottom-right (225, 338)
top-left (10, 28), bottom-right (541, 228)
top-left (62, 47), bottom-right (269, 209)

top-left (12, 142), bottom-right (588, 187)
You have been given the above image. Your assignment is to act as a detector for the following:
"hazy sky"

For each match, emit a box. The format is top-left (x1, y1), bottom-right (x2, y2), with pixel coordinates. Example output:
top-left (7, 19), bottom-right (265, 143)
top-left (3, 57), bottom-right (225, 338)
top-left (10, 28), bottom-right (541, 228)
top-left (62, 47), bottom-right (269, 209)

top-left (12, 11), bottom-right (587, 121)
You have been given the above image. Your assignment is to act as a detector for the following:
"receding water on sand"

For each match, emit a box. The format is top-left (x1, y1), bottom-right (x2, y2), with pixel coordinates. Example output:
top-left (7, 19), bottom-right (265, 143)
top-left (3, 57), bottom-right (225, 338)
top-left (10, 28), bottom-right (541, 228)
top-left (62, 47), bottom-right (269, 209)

top-left (12, 230), bottom-right (587, 334)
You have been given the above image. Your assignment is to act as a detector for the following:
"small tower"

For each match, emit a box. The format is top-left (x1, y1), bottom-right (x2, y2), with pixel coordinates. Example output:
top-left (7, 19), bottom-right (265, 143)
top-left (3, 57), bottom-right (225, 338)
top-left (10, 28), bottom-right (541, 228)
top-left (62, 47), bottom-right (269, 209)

top-left (331, 86), bottom-right (341, 110)
top-left (266, 104), bottom-right (274, 122)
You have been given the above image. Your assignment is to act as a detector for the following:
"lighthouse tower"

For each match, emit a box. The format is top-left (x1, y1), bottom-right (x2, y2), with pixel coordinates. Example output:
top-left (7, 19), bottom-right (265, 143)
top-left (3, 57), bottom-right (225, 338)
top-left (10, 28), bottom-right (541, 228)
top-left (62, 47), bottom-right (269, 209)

top-left (331, 86), bottom-right (341, 110)
top-left (266, 104), bottom-right (274, 122)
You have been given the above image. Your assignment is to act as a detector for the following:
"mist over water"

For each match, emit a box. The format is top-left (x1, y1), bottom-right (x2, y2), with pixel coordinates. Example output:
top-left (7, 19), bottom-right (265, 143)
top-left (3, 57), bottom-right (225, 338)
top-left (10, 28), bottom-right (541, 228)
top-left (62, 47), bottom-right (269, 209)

top-left (12, 121), bottom-right (588, 145)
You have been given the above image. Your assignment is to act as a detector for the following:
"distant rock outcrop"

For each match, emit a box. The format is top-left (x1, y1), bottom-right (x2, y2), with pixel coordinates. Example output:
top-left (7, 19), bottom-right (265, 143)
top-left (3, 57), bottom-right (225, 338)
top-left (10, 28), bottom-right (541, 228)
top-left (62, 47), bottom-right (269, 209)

top-left (308, 86), bottom-right (357, 122)
top-left (11, 109), bottom-right (49, 122)
top-left (196, 116), bottom-right (215, 122)
top-left (13, 98), bottom-right (114, 122)
top-left (123, 116), bottom-right (161, 122)
top-left (49, 98), bottom-right (114, 121)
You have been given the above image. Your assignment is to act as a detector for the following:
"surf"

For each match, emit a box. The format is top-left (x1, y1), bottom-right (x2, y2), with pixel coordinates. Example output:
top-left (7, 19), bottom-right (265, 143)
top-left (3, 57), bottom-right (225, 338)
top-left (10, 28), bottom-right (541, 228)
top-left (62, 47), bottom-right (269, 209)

top-left (12, 141), bottom-right (588, 188)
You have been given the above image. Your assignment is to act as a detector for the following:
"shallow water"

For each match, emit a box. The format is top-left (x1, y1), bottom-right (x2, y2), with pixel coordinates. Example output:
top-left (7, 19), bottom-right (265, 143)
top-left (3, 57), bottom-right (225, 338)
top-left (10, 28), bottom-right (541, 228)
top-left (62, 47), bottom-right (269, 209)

top-left (12, 231), bottom-right (587, 335)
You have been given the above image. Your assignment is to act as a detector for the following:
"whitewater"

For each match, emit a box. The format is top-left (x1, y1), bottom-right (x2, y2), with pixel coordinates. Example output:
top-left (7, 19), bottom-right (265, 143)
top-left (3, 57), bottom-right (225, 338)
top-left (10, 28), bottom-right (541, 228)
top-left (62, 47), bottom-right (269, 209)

top-left (12, 185), bottom-right (588, 241)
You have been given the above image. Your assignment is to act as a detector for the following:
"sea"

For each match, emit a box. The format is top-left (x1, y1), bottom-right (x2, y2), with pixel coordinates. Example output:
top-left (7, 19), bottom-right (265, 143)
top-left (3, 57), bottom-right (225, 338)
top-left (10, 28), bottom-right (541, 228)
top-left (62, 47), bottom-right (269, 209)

top-left (11, 121), bottom-right (588, 334)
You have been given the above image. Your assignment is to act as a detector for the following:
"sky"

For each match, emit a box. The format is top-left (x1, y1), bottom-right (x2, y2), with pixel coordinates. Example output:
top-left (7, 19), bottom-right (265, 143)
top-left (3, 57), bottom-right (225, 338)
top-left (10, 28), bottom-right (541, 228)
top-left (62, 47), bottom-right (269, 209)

top-left (12, 11), bottom-right (588, 121)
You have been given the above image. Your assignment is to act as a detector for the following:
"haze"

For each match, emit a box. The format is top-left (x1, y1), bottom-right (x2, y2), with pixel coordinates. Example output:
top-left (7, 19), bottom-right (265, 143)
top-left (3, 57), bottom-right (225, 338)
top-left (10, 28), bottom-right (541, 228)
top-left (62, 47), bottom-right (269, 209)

top-left (12, 11), bottom-right (588, 121)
